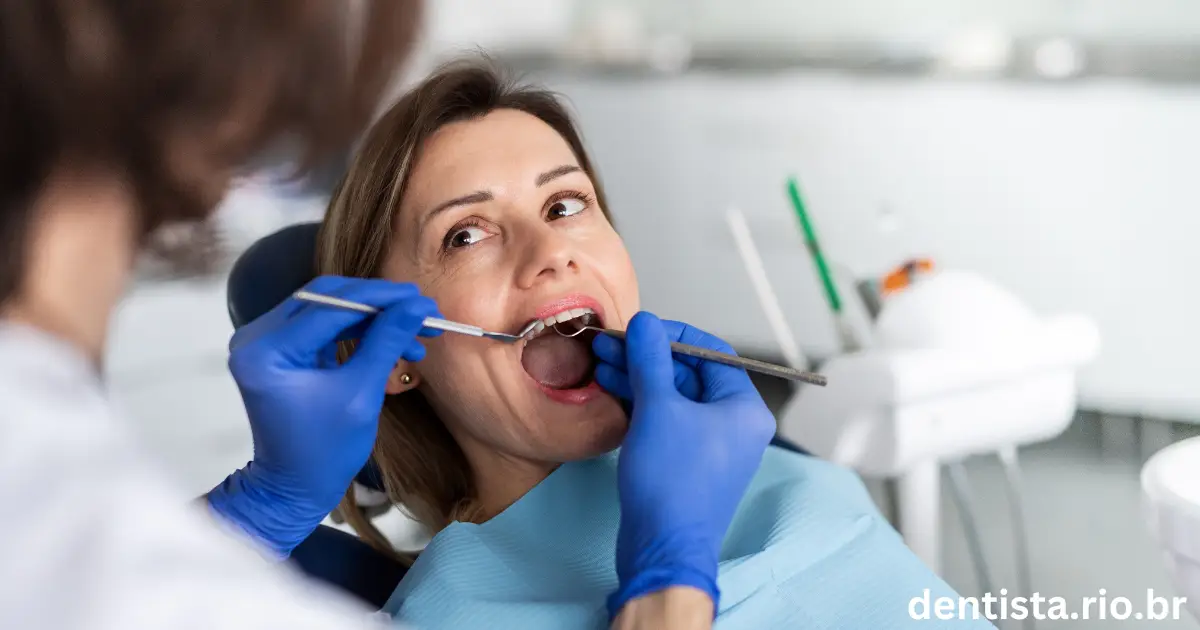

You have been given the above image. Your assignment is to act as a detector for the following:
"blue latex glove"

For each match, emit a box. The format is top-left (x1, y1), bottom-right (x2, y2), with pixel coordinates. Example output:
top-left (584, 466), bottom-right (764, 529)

top-left (207, 275), bottom-right (442, 558)
top-left (591, 312), bottom-right (776, 618)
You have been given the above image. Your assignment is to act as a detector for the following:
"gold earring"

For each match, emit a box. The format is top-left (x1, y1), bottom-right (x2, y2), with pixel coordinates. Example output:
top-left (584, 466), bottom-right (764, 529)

top-left (400, 373), bottom-right (413, 386)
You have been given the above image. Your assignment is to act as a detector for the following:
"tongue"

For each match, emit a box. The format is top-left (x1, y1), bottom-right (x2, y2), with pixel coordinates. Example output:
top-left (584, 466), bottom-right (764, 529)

top-left (521, 334), bottom-right (592, 389)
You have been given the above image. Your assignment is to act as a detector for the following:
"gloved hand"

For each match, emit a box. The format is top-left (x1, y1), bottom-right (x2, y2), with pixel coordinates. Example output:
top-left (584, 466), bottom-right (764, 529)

top-left (592, 312), bottom-right (776, 618)
top-left (207, 275), bottom-right (441, 558)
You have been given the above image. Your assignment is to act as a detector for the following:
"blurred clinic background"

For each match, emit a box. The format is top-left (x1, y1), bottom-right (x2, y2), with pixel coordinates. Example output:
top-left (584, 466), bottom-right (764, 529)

top-left (108, 1), bottom-right (1200, 627)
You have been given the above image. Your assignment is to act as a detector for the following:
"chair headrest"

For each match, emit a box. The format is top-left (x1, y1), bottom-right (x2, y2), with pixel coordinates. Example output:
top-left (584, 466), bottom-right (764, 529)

top-left (226, 222), bottom-right (321, 329)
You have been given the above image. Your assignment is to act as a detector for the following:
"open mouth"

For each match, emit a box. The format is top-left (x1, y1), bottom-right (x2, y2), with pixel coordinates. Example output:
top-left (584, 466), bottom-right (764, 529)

top-left (519, 307), bottom-right (602, 392)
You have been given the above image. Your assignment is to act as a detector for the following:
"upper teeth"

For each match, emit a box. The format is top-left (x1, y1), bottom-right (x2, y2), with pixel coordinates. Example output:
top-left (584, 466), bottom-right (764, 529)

top-left (523, 307), bottom-right (596, 338)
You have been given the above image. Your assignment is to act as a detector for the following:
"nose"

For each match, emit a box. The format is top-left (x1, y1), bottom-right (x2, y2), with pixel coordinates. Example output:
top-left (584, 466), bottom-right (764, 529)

top-left (515, 221), bottom-right (580, 289)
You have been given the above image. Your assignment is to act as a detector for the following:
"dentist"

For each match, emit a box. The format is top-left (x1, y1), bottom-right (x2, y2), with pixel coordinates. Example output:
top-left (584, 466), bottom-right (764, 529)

top-left (0, 2), bottom-right (775, 629)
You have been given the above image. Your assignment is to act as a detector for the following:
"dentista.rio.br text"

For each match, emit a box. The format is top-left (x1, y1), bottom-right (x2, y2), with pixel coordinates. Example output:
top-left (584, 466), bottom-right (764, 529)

top-left (909, 588), bottom-right (1188, 622)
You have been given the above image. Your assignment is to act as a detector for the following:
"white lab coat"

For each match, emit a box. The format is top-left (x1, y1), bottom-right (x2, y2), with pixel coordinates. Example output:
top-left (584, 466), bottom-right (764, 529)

top-left (0, 323), bottom-right (396, 629)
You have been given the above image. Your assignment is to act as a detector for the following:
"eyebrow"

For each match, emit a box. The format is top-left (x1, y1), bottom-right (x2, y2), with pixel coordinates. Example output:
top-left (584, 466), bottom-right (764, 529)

top-left (535, 164), bottom-right (581, 186)
top-left (416, 165), bottom-right (585, 234)
top-left (418, 190), bottom-right (494, 235)
top-left (427, 190), bottom-right (493, 219)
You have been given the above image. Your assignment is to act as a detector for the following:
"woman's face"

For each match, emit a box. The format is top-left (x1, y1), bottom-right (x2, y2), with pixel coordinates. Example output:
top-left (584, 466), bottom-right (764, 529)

top-left (383, 109), bottom-right (639, 473)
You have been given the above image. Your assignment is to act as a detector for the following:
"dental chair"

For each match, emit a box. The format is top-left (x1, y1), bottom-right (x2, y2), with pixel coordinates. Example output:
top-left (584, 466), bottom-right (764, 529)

top-left (226, 221), bottom-right (810, 608)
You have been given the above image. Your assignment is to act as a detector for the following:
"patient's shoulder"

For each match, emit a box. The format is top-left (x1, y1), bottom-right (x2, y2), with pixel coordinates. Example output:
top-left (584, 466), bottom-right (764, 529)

top-left (753, 446), bottom-right (877, 509)
top-left (721, 447), bottom-right (882, 558)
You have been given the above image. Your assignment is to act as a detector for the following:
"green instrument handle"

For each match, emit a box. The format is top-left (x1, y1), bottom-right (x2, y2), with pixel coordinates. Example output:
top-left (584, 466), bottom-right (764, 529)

top-left (787, 177), bottom-right (842, 314)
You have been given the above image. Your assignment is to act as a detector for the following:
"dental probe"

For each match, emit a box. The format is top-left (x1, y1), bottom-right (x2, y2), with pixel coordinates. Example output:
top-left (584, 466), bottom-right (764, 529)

top-left (553, 322), bottom-right (827, 387)
top-left (293, 290), bottom-right (537, 343)
top-left (294, 290), bottom-right (827, 386)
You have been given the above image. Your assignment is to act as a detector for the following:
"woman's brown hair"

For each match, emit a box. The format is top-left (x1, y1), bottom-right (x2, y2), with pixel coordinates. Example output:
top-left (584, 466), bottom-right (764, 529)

top-left (317, 58), bottom-right (611, 562)
top-left (0, 0), bottom-right (422, 303)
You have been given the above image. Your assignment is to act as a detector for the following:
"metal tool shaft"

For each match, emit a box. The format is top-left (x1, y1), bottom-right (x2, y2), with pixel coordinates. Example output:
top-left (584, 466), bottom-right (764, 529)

top-left (592, 328), bottom-right (827, 386)
top-left (294, 290), bottom-right (828, 385)
top-left (293, 290), bottom-right (492, 339)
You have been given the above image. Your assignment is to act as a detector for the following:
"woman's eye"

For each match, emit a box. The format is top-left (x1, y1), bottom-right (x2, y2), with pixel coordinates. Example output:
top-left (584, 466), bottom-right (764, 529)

top-left (447, 225), bottom-right (489, 249)
top-left (548, 197), bottom-right (586, 220)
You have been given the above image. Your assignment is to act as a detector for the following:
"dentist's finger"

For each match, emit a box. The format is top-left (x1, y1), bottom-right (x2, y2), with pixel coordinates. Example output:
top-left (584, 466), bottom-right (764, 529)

top-left (594, 330), bottom-right (704, 400)
top-left (348, 297), bottom-right (440, 376)
top-left (659, 319), bottom-right (756, 403)
top-left (659, 320), bottom-right (738, 364)
top-left (595, 362), bottom-right (704, 404)
top-left (591, 333), bottom-right (626, 368)
top-left (595, 361), bottom-right (703, 403)
top-left (327, 313), bottom-right (441, 347)
top-left (268, 283), bottom-right (442, 361)
top-left (231, 277), bottom-right (419, 351)
top-left (594, 363), bottom-right (634, 401)
top-left (614, 312), bottom-right (676, 401)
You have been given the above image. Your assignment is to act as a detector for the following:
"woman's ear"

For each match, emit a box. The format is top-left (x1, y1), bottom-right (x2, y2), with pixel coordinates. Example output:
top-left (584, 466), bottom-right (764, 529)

top-left (385, 361), bottom-right (421, 395)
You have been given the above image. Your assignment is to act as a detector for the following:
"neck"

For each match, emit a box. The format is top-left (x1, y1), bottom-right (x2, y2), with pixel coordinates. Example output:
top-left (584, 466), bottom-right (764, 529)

top-left (460, 441), bottom-right (557, 521)
top-left (2, 172), bottom-right (139, 365)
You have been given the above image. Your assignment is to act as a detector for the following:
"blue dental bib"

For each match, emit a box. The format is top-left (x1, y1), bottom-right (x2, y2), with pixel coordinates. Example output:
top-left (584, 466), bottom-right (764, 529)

top-left (384, 447), bottom-right (989, 629)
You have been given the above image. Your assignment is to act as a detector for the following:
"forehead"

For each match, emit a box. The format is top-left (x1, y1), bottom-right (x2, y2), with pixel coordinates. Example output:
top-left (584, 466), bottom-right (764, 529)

top-left (403, 109), bottom-right (580, 207)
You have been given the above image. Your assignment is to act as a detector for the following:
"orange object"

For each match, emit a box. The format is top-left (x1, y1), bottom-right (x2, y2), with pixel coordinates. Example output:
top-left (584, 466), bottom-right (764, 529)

top-left (881, 259), bottom-right (935, 296)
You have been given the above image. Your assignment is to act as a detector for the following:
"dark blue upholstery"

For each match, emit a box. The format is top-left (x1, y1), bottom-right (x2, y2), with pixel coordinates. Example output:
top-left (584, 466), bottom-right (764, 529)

top-left (226, 222), bottom-right (321, 332)
top-left (290, 525), bottom-right (407, 608)
top-left (225, 222), bottom-right (809, 608)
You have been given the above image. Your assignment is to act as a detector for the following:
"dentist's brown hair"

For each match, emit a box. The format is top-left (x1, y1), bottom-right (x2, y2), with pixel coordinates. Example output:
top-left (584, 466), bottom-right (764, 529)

top-left (317, 58), bottom-right (611, 562)
top-left (0, 0), bottom-right (422, 303)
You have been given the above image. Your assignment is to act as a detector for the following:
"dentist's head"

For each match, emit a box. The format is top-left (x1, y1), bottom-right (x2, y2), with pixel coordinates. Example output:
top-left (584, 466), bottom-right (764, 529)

top-left (0, 0), bottom-right (422, 359)
top-left (317, 60), bottom-right (641, 545)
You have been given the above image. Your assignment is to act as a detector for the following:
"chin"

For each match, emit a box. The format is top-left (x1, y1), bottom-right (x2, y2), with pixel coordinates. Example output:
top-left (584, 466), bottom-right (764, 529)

top-left (537, 392), bottom-right (629, 461)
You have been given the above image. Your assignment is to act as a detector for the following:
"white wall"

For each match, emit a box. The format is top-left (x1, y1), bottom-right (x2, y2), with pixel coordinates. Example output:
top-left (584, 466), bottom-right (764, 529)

top-left (531, 70), bottom-right (1200, 421)
top-left (421, 0), bottom-right (575, 52)
top-left (422, 0), bottom-right (1200, 52)
top-left (685, 0), bottom-right (1200, 44)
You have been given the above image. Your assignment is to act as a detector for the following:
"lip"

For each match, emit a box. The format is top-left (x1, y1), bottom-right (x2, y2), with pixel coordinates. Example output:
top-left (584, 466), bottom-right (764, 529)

top-left (530, 293), bottom-right (606, 329)
top-left (535, 379), bottom-right (606, 405)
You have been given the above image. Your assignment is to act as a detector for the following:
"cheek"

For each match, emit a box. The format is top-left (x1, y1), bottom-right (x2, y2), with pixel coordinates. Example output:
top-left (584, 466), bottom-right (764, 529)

top-left (393, 254), bottom-right (510, 332)
top-left (593, 234), bottom-right (640, 324)
top-left (380, 263), bottom-right (504, 382)
top-left (414, 298), bottom-right (506, 389)
top-left (617, 252), bottom-right (639, 316)
top-left (416, 336), bottom-right (506, 431)
top-left (427, 286), bottom-right (496, 328)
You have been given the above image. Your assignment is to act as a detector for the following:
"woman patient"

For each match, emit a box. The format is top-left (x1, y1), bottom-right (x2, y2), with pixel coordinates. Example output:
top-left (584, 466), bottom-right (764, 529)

top-left (318, 60), bottom-right (986, 629)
